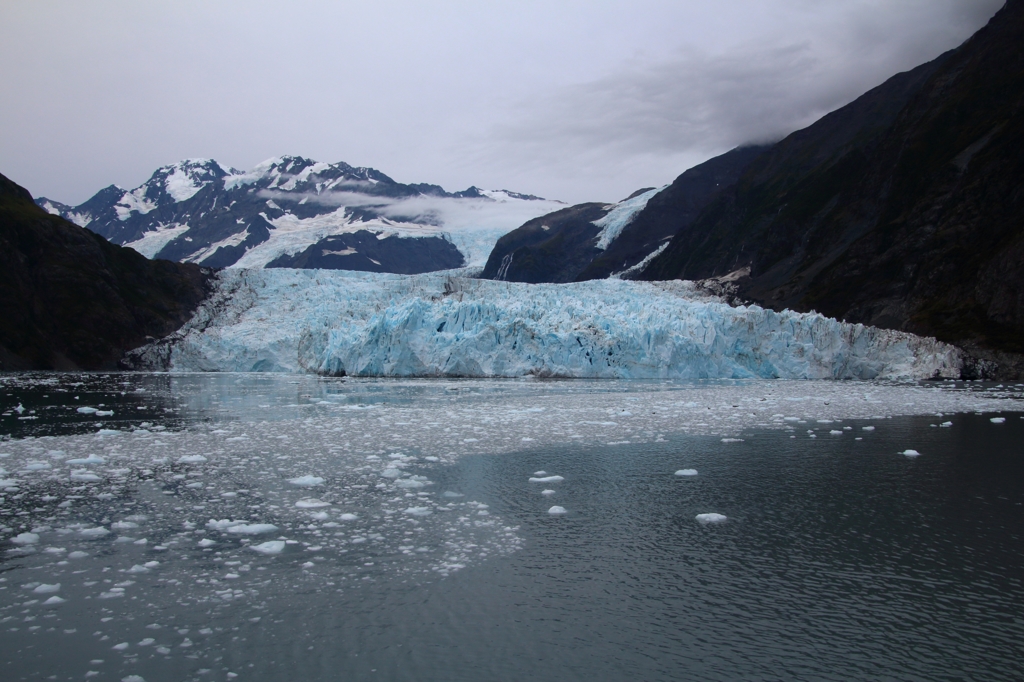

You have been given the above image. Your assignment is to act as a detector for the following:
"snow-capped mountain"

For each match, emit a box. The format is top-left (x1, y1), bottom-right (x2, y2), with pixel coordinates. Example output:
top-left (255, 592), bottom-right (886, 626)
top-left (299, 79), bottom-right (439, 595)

top-left (37, 157), bottom-right (563, 273)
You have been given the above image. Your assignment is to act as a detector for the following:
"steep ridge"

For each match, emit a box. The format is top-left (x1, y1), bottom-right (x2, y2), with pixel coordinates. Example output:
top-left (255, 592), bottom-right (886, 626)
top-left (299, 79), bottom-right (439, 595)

top-left (0, 172), bottom-right (213, 370)
top-left (480, 145), bottom-right (765, 282)
top-left (641, 0), bottom-right (1023, 374)
top-left (37, 157), bottom-right (562, 273)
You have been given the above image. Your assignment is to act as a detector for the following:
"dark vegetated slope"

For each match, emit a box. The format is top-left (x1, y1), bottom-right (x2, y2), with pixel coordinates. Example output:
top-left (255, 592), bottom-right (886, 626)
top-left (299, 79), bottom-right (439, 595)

top-left (267, 230), bottom-right (464, 273)
top-left (0, 173), bottom-right (214, 370)
top-left (480, 203), bottom-right (609, 282)
top-left (642, 0), bottom-right (1024, 370)
top-left (481, 146), bottom-right (765, 283)
top-left (575, 145), bottom-right (768, 281)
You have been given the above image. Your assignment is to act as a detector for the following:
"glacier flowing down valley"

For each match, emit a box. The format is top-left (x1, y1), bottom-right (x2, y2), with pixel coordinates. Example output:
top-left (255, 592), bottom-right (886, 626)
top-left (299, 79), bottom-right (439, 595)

top-left (128, 269), bottom-right (966, 379)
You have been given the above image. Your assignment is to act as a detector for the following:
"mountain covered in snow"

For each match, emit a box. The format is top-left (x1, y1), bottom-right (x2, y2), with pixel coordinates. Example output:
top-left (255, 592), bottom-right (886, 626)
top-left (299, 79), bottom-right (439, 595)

top-left (37, 157), bottom-right (563, 273)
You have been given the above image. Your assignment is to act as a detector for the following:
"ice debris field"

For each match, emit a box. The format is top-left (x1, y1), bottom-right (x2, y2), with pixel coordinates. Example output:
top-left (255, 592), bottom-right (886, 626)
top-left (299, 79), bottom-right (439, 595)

top-left (129, 269), bottom-right (965, 380)
top-left (1, 372), bottom-right (1022, 679)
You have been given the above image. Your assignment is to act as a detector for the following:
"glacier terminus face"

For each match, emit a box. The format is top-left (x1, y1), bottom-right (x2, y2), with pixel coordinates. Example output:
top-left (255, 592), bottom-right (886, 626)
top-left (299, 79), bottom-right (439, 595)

top-left (128, 269), bottom-right (965, 380)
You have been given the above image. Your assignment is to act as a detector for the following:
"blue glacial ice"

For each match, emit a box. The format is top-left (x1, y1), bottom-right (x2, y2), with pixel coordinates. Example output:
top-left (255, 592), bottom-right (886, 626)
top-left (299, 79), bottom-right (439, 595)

top-left (131, 268), bottom-right (966, 379)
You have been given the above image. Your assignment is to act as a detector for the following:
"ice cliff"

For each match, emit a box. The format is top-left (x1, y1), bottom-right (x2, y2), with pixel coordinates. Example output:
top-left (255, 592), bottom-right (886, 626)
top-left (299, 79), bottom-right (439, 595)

top-left (127, 269), bottom-right (966, 379)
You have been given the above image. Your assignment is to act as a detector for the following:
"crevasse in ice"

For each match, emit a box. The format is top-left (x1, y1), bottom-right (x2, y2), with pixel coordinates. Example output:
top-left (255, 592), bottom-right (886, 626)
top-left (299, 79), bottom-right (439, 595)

top-left (130, 268), bottom-right (964, 379)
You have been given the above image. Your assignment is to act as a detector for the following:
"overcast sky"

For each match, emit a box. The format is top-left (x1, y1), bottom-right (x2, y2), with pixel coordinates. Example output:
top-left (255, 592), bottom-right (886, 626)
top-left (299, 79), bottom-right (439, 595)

top-left (0, 0), bottom-right (1004, 205)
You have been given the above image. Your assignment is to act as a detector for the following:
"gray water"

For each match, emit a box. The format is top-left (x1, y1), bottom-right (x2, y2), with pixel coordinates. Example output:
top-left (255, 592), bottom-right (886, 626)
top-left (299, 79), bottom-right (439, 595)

top-left (1, 374), bottom-right (1022, 681)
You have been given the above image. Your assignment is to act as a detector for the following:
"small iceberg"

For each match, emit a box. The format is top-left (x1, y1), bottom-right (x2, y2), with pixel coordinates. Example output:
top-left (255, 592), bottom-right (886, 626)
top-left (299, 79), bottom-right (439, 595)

top-left (696, 513), bottom-right (727, 524)
top-left (225, 523), bottom-right (278, 535)
top-left (901, 449), bottom-right (921, 457)
top-left (178, 455), bottom-right (208, 464)
top-left (547, 506), bottom-right (567, 515)
top-left (251, 541), bottom-right (286, 555)
top-left (675, 469), bottom-right (698, 477)
top-left (529, 475), bottom-right (564, 483)
top-left (287, 475), bottom-right (324, 487)
top-left (295, 498), bottom-right (331, 508)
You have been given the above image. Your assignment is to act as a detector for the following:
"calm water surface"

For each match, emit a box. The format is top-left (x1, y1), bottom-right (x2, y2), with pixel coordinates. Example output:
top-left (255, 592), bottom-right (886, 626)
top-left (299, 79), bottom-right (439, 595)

top-left (1, 374), bottom-right (1022, 681)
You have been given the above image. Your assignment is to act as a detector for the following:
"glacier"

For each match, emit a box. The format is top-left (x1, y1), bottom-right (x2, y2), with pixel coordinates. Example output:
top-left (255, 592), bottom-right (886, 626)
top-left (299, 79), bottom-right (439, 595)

top-left (128, 268), bottom-right (965, 380)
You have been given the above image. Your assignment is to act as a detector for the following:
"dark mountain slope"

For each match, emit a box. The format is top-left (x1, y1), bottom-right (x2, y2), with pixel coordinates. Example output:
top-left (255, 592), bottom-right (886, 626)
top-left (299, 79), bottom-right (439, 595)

top-left (480, 202), bottom-right (609, 282)
top-left (0, 172), bottom-right (214, 370)
top-left (575, 144), bottom-right (768, 281)
top-left (641, 0), bottom-right (1023, 373)
top-left (480, 145), bottom-right (765, 283)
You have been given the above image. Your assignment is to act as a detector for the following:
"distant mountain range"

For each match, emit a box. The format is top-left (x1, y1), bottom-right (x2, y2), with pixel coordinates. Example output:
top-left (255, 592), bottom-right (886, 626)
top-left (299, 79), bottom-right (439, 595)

top-left (37, 156), bottom-right (563, 273)
top-left (486, 0), bottom-right (1024, 375)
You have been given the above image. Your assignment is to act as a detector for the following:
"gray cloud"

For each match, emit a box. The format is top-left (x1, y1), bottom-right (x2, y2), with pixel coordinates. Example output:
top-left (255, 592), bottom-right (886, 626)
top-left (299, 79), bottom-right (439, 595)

top-left (466, 0), bottom-right (1006, 199)
top-left (0, 0), bottom-right (1006, 206)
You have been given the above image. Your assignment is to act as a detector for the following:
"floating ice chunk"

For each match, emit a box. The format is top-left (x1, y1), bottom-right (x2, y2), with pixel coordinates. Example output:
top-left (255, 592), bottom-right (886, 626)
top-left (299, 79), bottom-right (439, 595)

top-left (901, 450), bottom-right (921, 457)
top-left (696, 513), bottom-right (727, 524)
top-left (222, 523), bottom-right (277, 535)
top-left (68, 551), bottom-right (88, 559)
top-left (96, 429), bottom-right (120, 436)
top-left (529, 475), bottom-right (564, 483)
top-left (77, 407), bottom-right (98, 414)
top-left (12, 532), bottom-right (39, 545)
top-left (43, 596), bottom-right (66, 605)
top-left (295, 498), bottom-right (331, 509)
top-left (127, 565), bottom-right (149, 573)
top-left (442, 491), bottom-right (464, 498)
top-left (111, 521), bottom-right (139, 530)
top-left (112, 642), bottom-right (130, 651)
top-left (138, 638), bottom-right (155, 646)
top-left (66, 455), bottom-right (105, 465)
top-left (829, 430), bottom-right (843, 435)
top-left (95, 410), bottom-right (114, 417)
top-left (395, 478), bottom-right (429, 489)
top-left (541, 489), bottom-right (556, 495)
top-left (24, 461), bottom-right (51, 471)
top-left (178, 455), bottom-right (208, 463)
top-left (251, 541), bottom-right (286, 555)
top-left (862, 426), bottom-right (875, 431)
top-left (288, 475), bottom-right (324, 486)
top-left (547, 506), bottom-right (567, 515)
top-left (206, 519), bottom-right (243, 531)
top-left (80, 527), bottom-right (110, 538)
top-left (122, 675), bottom-right (146, 682)
top-left (144, 561), bottom-right (159, 568)
top-left (339, 513), bottom-right (358, 521)
top-left (98, 589), bottom-right (125, 599)
top-left (404, 506), bottom-right (432, 516)
top-left (380, 469), bottom-right (403, 479)
top-left (675, 469), bottom-right (698, 476)
top-left (34, 583), bottom-right (60, 593)
top-left (71, 470), bottom-right (102, 482)
top-left (533, 471), bottom-right (547, 476)
top-left (990, 417), bottom-right (1006, 423)
top-left (940, 421), bottom-right (953, 427)
top-left (721, 438), bottom-right (744, 443)
top-left (0, 478), bottom-right (18, 488)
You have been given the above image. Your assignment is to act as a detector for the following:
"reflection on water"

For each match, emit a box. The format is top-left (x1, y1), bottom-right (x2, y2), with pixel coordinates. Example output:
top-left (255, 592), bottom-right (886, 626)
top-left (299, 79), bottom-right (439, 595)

top-left (0, 374), bottom-right (1022, 681)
